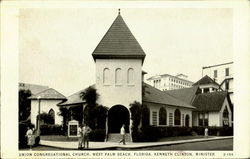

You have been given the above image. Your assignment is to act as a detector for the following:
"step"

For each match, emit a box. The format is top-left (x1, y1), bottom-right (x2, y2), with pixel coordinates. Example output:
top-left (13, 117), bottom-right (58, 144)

top-left (107, 133), bottom-right (131, 142)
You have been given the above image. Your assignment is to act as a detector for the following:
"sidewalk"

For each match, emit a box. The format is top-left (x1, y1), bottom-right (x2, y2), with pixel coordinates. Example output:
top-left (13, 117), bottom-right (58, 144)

top-left (40, 136), bottom-right (233, 150)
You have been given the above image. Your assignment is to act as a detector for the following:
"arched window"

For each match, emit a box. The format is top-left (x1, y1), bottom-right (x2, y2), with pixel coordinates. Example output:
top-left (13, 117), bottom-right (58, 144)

top-left (185, 114), bottom-right (190, 127)
top-left (115, 68), bottom-right (122, 85)
top-left (127, 68), bottom-right (134, 84)
top-left (103, 68), bottom-right (110, 85)
top-left (48, 109), bottom-right (55, 124)
top-left (174, 109), bottom-right (181, 126)
top-left (159, 107), bottom-right (167, 125)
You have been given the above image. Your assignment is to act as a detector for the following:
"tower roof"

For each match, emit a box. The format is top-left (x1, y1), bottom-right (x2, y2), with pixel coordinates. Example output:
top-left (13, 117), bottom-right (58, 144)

top-left (92, 13), bottom-right (146, 62)
top-left (192, 75), bottom-right (219, 86)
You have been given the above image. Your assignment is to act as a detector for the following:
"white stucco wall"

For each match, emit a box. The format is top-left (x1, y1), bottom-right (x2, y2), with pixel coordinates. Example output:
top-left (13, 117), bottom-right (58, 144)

top-left (192, 112), bottom-right (199, 126)
top-left (31, 99), bottom-right (63, 127)
top-left (144, 102), bottom-right (193, 127)
top-left (208, 112), bottom-right (220, 126)
top-left (96, 59), bottom-right (142, 110)
top-left (219, 98), bottom-right (232, 127)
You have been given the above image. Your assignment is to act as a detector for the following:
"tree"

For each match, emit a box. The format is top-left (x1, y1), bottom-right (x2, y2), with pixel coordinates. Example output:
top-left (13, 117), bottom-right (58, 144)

top-left (58, 107), bottom-right (69, 133)
top-left (141, 104), bottom-right (150, 127)
top-left (93, 105), bottom-right (108, 129)
top-left (19, 89), bottom-right (32, 121)
top-left (80, 86), bottom-right (99, 128)
top-left (38, 112), bottom-right (54, 125)
top-left (129, 101), bottom-right (142, 132)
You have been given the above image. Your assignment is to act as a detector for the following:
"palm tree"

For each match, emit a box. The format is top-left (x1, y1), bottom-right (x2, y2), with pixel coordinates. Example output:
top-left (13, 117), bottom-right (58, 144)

top-left (80, 86), bottom-right (99, 128)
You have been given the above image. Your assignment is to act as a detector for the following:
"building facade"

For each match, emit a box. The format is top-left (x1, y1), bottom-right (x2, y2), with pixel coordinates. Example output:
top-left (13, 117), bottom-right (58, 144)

top-left (147, 73), bottom-right (194, 91)
top-left (202, 62), bottom-right (233, 103)
top-left (29, 88), bottom-right (66, 127)
top-left (166, 75), bottom-right (233, 127)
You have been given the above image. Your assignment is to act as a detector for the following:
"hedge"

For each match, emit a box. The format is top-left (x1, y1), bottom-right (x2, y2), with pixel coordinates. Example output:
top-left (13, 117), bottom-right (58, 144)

top-left (132, 126), bottom-right (233, 142)
top-left (40, 124), bottom-right (63, 135)
top-left (89, 129), bottom-right (106, 141)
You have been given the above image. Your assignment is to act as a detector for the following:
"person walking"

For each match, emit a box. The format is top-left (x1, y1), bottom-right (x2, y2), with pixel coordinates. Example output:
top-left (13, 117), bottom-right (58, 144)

top-left (204, 127), bottom-right (208, 138)
top-left (77, 124), bottom-right (84, 150)
top-left (82, 124), bottom-right (92, 149)
top-left (119, 124), bottom-right (126, 145)
top-left (26, 126), bottom-right (34, 150)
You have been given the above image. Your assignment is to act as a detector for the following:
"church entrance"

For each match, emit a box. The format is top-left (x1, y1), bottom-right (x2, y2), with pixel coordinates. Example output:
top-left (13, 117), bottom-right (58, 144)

top-left (108, 105), bottom-right (130, 133)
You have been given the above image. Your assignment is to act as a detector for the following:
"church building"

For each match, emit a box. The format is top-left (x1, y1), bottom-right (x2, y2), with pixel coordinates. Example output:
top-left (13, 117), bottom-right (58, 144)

top-left (28, 10), bottom-right (232, 142)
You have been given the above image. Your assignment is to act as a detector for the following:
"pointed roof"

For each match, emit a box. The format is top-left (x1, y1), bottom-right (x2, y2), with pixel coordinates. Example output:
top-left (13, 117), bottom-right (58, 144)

top-left (92, 13), bottom-right (146, 62)
top-left (165, 86), bottom-right (201, 104)
top-left (192, 91), bottom-right (228, 111)
top-left (192, 75), bottom-right (219, 86)
top-left (58, 85), bottom-right (95, 106)
top-left (29, 88), bottom-right (66, 100)
top-left (142, 82), bottom-right (195, 109)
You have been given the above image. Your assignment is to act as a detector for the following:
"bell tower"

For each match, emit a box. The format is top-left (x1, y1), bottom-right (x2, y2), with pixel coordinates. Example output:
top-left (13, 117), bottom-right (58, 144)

top-left (92, 10), bottom-right (146, 109)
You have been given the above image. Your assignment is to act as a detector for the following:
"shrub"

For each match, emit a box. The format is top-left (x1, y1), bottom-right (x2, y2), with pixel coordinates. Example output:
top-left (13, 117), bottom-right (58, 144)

top-left (192, 126), bottom-right (233, 136)
top-left (89, 129), bottom-right (106, 141)
top-left (40, 124), bottom-right (63, 135)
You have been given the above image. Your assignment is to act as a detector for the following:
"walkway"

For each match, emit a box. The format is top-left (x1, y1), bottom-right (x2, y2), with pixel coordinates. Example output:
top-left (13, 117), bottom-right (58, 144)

top-left (40, 136), bottom-right (233, 150)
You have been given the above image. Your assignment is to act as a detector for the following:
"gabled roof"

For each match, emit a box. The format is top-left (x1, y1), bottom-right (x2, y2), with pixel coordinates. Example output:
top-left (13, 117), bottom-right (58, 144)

top-left (142, 82), bottom-right (195, 109)
top-left (19, 82), bottom-right (49, 95)
top-left (192, 75), bottom-right (219, 86)
top-left (58, 85), bottom-right (95, 106)
top-left (192, 91), bottom-right (228, 111)
top-left (29, 88), bottom-right (66, 100)
top-left (92, 13), bottom-right (146, 62)
top-left (165, 86), bottom-right (201, 104)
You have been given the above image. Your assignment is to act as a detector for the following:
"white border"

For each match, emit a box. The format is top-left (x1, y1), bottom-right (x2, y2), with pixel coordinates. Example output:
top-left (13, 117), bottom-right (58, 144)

top-left (1, 0), bottom-right (250, 158)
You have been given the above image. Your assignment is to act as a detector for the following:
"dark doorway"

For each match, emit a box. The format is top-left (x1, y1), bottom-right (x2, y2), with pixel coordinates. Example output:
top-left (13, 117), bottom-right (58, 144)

top-left (108, 105), bottom-right (130, 133)
top-left (185, 114), bottom-right (190, 127)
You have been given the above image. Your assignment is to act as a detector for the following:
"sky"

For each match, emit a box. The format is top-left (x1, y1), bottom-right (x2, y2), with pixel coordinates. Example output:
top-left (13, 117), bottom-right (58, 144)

top-left (19, 8), bottom-right (233, 96)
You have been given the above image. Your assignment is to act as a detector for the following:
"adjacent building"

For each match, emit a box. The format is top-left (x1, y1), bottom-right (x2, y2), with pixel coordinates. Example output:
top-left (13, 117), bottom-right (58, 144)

top-left (166, 75), bottom-right (233, 127)
top-left (202, 62), bottom-right (233, 103)
top-left (147, 73), bottom-right (194, 91)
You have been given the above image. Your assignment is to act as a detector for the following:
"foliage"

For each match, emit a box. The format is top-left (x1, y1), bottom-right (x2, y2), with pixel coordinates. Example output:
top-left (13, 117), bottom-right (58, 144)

top-left (141, 104), bottom-right (150, 127)
top-left (129, 101), bottom-right (143, 142)
top-left (40, 124), bottom-right (63, 135)
top-left (80, 86), bottom-right (99, 128)
top-left (80, 86), bottom-right (99, 106)
top-left (129, 101), bottom-right (142, 131)
top-left (71, 106), bottom-right (84, 125)
top-left (58, 107), bottom-right (69, 134)
top-left (19, 122), bottom-right (37, 148)
top-left (192, 126), bottom-right (233, 136)
top-left (38, 112), bottom-right (54, 125)
top-left (93, 105), bottom-right (108, 129)
top-left (19, 89), bottom-right (32, 121)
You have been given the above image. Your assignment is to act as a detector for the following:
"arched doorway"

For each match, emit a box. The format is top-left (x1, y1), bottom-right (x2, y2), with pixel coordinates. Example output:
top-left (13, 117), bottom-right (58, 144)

top-left (185, 114), bottom-right (190, 127)
top-left (108, 105), bottom-right (130, 133)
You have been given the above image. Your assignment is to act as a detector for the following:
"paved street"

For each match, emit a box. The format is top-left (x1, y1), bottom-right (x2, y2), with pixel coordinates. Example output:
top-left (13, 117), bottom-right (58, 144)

top-left (123, 138), bottom-right (233, 151)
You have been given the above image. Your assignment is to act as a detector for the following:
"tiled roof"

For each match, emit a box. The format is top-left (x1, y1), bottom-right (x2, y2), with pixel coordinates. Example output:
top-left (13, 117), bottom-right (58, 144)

top-left (19, 83), bottom-right (49, 95)
top-left (57, 89), bottom-right (85, 106)
top-left (142, 82), bottom-right (195, 109)
top-left (58, 85), bottom-right (95, 106)
top-left (29, 88), bottom-right (66, 100)
top-left (192, 75), bottom-right (219, 86)
top-left (92, 14), bottom-right (146, 61)
top-left (165, 86), bottom-right (201, 104)
top-left (192, 91), bottom-right (228, 111)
